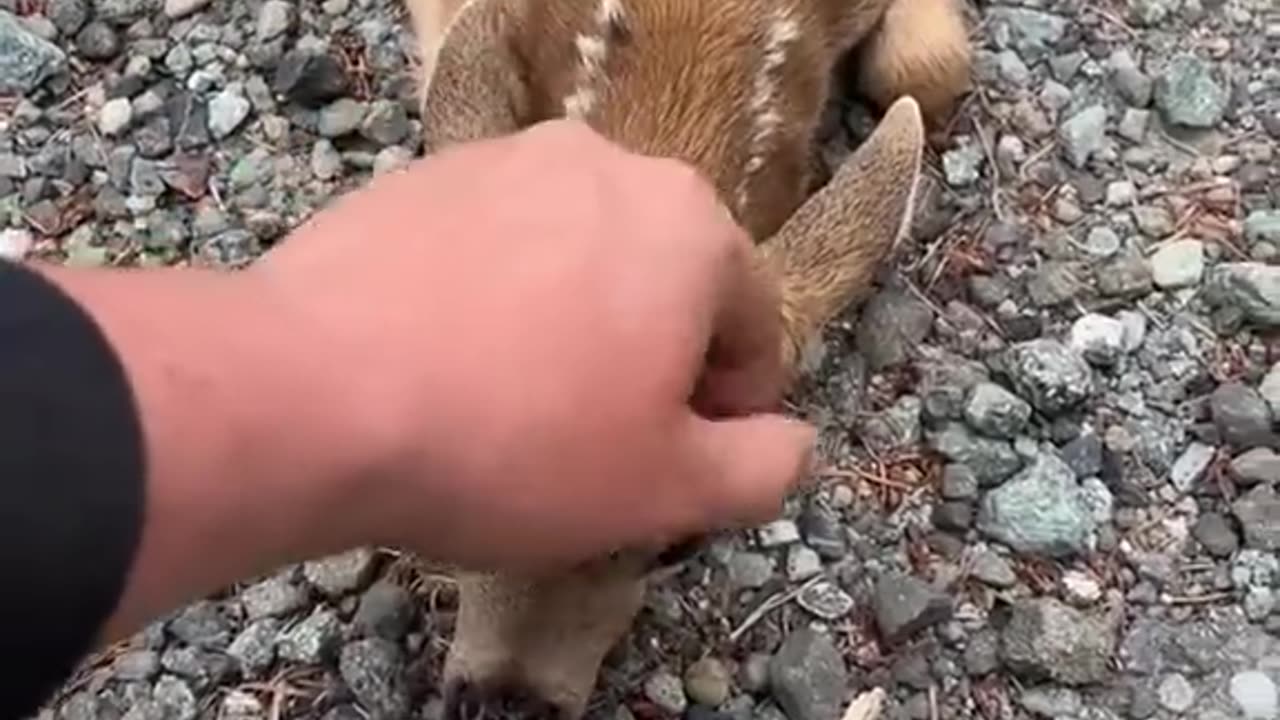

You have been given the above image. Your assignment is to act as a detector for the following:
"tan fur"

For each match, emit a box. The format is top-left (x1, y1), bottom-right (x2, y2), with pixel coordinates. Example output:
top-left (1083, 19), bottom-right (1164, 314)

top-left (852, 0), bottom-right (973, 123)
top-left (396, 0), bottom-right (966, 715)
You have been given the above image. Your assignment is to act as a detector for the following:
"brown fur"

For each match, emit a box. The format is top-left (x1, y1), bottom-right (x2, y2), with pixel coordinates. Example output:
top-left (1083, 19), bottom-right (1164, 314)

top-left (396, 0), bottom-right (971, 715)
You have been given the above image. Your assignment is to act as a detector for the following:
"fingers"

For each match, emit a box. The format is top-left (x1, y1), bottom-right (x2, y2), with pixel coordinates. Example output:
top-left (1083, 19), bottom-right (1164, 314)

top-left (678, 413), bottom-right (817, 531)
top-left (692, 244), bottom-right (787, 418)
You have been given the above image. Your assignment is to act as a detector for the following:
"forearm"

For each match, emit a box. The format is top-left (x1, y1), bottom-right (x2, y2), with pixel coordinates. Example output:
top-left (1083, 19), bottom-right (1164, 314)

top-left (30, 261), bottom-right (381, 644)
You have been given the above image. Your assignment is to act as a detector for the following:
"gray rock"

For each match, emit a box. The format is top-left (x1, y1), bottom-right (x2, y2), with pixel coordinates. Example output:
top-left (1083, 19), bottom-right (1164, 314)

top-left (227, 618), bottom-right (279, 678)
top-left (1003, 339), bottom-right (1093, 416)
top-left (1070, 313), bottom-right (1127, 366)
top-left (1098, 255), bottom-right (1154, 298)
top-left (1028, 262), bottom-right (1083, 307)
top-left (785, 545), bottom-right (823, 582)
top-left (964, 629), bottom-right (1001, 675)
top-left (1061, 432), bottom-right (1103, 479)
top-left (799, 503), bottom-right (846, 560)
top-left (964, 382), bottom-right (1031, 439)
top-left (311, 139), bottom-right (343, 180)
top-left (1135, 205), bottom-right (1176, 239)
top-left (1211, 383), bottom-right (1273, 447)
top-left (942, 464), bottom-right (979, 500)
top-left (942, 140), bottom-right (984, 187)
top-left (969, 546), bottom-right (1017, 588)
top-left (918, 349), bottom-right (989, 421)
top-left (1192, 512), bottom-right (1238, 558)
top-left (757, 519), bottom-right (801, 547)
top-left (317, 98), bottom-right (366, 138)
top-left (1118, 108), bottom-right (1151, 142)
top-left (1233, 484), bottom-right (1280, 551)
top-left (977, 451), bottom-right (1096, 557)
top-left (1157, 673), bottom-right (1195, 713)
top-left (163, 0), bottom-right (210, 18)
top-left (352, 581), bottom-right (414, 641)
top-left (859, 394), bottom-right (923, 453)
top-left (929, 423), bottom-right (1023, 486)
top-left (113, 650), bottom-right (160, 681)
top-left (999, 598), bottom-right (1119, 685)
top-left (256, 0), bottom-right (295, 40)
top-left (97, 97), bottom-right (132, 136)
top-left (75, 20), bottom-right (118, 60)
top-left (1059, 105), bottom-right (1108, 168)
top-left (1246, 211), bottom-right (1280, 246)
top-left (1261, 364), bottom-right (1280, 418)
top-left (339, 638), bottom-right (410, 720)
top-left (856, 284), bottom-right (934, 370)
top-left (1155, 53), bottom-right (1229, 129)
top-left (272, 47), bottom-right (350, 107)
top-left (0, 10), bottom-right (66, 94)
top-left (241, 573), bottom-right (308, 620)
top-left (1127, 0), bottom-right (1180, 24)
top-left (987, 6), bottom-right (1066, 61)
top-left (644, 671), bottom-right (687, 715)
top-left (727, 552), bottom-right (775, 590)
top-left (359, 99), bottom-right (410, 146)
top-left (208, 88), bottom-right (251, 139)
top-left (768, 628), bottom-right (848, 720)
top-left (1230, 670), bottom-right (1278, 719)
top-left (1150, 239), bottom-right (1204, 289)
top-left (1208, 263), bottom-right (1280, 327)
top-left (93, 0), bottom-right (159, 25)
top-left (797, 580), bottom-right (856, 620)
top-left (684, 658), bottom-right (731, 708)
top-left (47, 0), bottom-right (87, 34)
top-left (1245, 587), bottom-right (1275, 622)
top-left (303, 547), bottom-right (377, 597)
top-left (1020, 687), bottom-right (1083, 718)
top-left (372, 146), bottom-right (413, 176)
top-left (152, 675), bottom-right (198, 720)
top-left (276, 608), bottom-right (342, 664)
top-left (167, 601), bottom-right (233, 649)
top-left (873, 572), bottom-right (951, 643)
top-left (1232, 448), bottom-right (1280, 486)
top-left (1169, 442), bottom-right (1216, 493)
top-left (1109, 49), bottom-right (1153, 106)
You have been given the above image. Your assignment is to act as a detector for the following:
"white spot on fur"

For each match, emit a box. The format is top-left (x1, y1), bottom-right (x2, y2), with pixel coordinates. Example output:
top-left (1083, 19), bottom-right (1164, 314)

top-left (562, 0), bottom-right (626, 119)
top-left (735, 10), bottom-right (800, 212)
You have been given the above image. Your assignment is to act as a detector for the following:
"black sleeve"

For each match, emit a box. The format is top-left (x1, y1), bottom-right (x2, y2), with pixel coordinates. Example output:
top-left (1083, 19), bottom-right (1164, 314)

top-left (0, 260), bottom-right (146, 719)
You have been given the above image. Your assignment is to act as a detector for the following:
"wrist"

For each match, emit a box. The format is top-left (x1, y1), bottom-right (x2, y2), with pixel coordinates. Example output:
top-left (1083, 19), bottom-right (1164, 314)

top-left (33, 262), bottom-right (381, 641)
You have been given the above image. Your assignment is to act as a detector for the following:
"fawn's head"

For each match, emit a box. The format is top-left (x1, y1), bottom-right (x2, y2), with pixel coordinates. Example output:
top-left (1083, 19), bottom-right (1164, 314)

top-left (403, 0), bottom-right (944, 715)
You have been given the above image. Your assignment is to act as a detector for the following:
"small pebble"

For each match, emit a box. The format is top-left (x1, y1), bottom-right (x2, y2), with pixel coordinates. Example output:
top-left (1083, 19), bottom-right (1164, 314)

top-left (644, 671), bottom-right (687, 715)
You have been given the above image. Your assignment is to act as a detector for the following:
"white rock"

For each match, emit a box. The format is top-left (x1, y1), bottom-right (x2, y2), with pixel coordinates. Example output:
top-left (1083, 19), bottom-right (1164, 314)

top-left (1170, 442), bottom-right (1216, 493)
top-left (756, 519), bottom-right (800, 547)
top-left (1059, 569), bottom-right (1102, 606)
top-left (1150, 239), bottom-right (1205, 289)
top-left (785, 545), bottom-right (823, 582)
top-left (1070, 313), bottom-right (1127, 366)
top-left (1231, 671), bottom-right (1278, 719)
top-left (1117, 310), bottom-right (1148, 352)
top-left (208, 88), bottom-right (251, 139)
top-left (0, 228), bottom-right (33, 261)
top-left (1157, 673), bottom-right (1195, 713)
top-left (256, 0), bottom-right (295, 40)
top-left (96, 97), bottom-right (133, 137)
top-left (164, 0), bottom-right (212, 18)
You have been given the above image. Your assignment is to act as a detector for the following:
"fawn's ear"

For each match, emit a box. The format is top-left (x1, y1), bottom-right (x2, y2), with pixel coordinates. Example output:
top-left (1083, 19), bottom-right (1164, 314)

top-left (755, 95), bottom-right (925, 372)
top-left (413, 0), bottom-right (532, 154)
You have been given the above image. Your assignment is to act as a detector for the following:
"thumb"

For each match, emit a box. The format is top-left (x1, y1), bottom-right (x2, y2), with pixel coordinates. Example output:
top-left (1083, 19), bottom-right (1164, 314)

top-left (683, 413), bottom-right (817, 530)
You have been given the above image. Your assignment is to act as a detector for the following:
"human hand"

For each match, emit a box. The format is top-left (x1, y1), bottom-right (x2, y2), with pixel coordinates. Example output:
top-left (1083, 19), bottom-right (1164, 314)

top-left (253, 119), bottom-right (817, 572)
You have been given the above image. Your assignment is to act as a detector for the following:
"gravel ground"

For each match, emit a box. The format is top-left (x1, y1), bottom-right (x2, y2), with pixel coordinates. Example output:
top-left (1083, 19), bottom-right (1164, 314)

top-left (4, 0), bottom-right (1280, 718)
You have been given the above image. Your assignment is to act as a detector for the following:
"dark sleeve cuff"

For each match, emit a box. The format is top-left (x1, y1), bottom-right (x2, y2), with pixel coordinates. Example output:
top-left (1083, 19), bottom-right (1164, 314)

top-left (0, 260), bottom-right (146, 718)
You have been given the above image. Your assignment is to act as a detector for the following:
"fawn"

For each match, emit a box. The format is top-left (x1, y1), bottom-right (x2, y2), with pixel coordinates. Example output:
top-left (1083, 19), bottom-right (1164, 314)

top-left (394, 0), bottom-right (972, 716)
